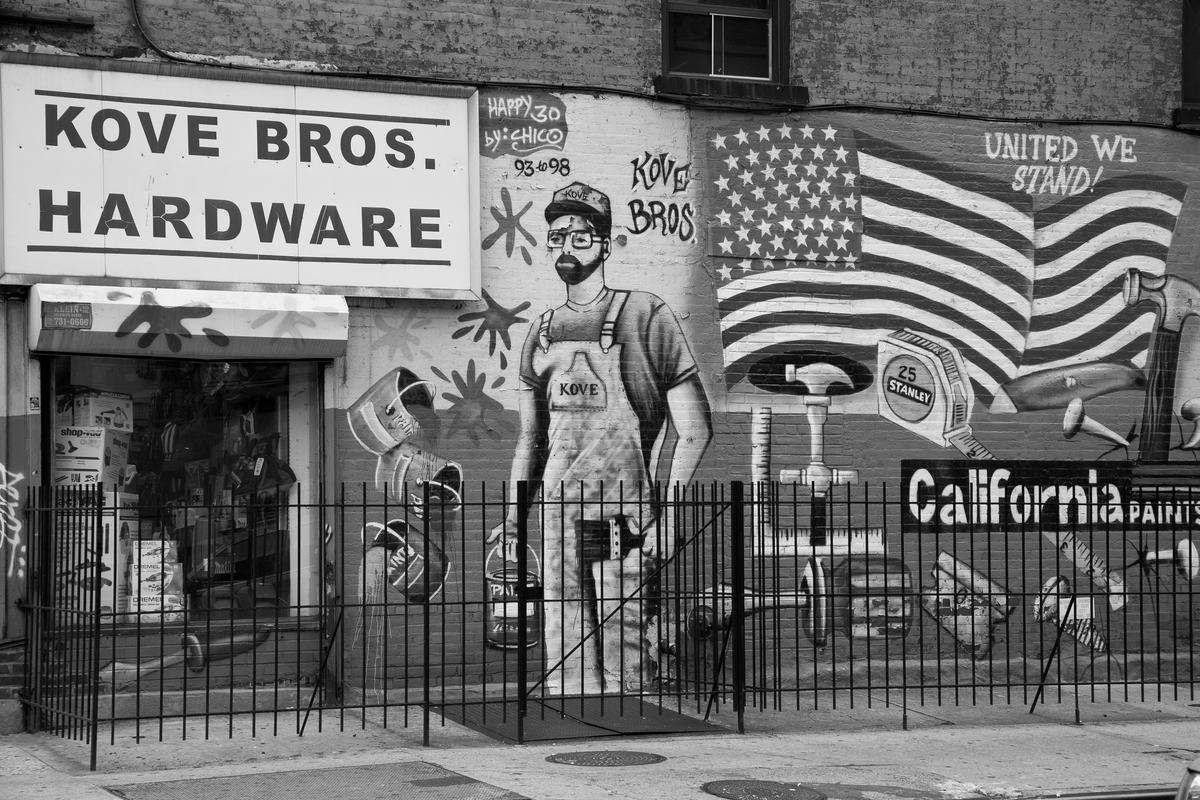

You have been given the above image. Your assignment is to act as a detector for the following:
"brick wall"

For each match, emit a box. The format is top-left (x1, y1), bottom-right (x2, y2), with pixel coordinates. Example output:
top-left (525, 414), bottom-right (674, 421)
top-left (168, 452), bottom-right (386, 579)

top-left (0, 644), bottom-right (24, 698)
top-left (0, 1), bottom-right (1196, 698)
top-left (0, 1), bottom-right (661, 94)
top-left (794, 0), bottom-right (1181, 121)
top-left (0, 1), bottom-right (1183, 122)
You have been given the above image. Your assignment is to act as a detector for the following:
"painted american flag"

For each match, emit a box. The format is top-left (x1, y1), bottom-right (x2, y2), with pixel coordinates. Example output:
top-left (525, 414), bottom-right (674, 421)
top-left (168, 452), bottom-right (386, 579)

top-left (708, 122), bottom-right (1036, 407)
top-left (707, 123), bottom-right (1188, 409)
top-left (1019, 174), bottom-right (1187, 376)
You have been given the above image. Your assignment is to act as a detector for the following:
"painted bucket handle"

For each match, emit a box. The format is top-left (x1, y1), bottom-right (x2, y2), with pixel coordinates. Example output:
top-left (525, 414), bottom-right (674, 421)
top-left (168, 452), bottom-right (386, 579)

top-left (485, 539), bottom-right (542, 577)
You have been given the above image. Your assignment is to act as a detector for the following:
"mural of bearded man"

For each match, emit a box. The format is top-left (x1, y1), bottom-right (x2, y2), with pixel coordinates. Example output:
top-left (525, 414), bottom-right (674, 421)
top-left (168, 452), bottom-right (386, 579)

top-left (489, 181), bottom-right (712, 695)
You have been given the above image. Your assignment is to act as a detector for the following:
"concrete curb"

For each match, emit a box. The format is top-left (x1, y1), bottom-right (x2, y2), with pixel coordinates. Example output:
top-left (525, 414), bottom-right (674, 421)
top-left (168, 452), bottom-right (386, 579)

top-left (2, 693), bottom-right (1198, 800)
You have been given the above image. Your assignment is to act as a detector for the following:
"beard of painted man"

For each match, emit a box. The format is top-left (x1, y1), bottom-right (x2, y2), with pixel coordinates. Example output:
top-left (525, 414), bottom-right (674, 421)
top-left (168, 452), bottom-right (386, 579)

top-left (554, 249), bottom-right (604, 286)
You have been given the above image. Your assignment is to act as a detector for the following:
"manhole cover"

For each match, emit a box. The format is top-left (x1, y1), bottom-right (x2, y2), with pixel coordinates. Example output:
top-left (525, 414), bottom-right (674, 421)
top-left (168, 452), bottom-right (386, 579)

top-left (546, 750), bottom-right (667, 767)
top-left (703, 780), bottom-right (827, 800)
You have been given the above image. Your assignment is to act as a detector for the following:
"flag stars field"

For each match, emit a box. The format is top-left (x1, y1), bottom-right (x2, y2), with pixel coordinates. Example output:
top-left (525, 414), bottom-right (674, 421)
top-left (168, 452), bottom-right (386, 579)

top-left (706, 123), bottom-right (864, 265)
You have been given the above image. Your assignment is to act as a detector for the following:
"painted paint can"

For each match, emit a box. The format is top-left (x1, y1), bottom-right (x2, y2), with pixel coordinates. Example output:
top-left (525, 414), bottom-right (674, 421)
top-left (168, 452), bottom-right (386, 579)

top-left (921, 550), bottom-right (1013, 659)
top-left (484, 542), bottom-right (542, 649)
top-left (833, 554), bottom-right (914, 640)
top-left (346, 367), bottom-right (433, 455)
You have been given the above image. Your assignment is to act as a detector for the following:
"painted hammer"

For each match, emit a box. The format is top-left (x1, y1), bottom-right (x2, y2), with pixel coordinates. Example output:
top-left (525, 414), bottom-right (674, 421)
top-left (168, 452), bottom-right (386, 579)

top-left (1123, 270), bottom-right (1200, 461)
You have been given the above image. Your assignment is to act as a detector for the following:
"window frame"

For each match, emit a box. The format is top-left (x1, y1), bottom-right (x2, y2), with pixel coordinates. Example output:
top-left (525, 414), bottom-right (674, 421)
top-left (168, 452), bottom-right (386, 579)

top-left (41, 354), bottom-right (324, 622)
top-left (657, 0), bottom-right (808, 107)
top-left (665, 2), bottom-right (777, 81)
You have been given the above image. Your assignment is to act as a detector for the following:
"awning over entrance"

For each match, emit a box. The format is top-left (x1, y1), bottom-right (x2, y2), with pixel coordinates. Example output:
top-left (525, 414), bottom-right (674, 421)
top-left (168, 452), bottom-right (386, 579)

top-left (28, 284), bottom-right (349, 360)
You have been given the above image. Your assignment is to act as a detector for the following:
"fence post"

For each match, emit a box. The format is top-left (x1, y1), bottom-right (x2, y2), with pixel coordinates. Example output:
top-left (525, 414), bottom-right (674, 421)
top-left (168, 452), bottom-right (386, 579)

top-left (731, 480), bottom-right (746, 734)
top-left (1030, 593), bottom-right (1076, 716)
top-left (516, 480), bottom-right (530, 744)
top-left (26, 485), bottom-right (53, 735)
top-left (88, 487), bottom-right (104, 771)
top-left (422, 483), bottom-right (432, 747)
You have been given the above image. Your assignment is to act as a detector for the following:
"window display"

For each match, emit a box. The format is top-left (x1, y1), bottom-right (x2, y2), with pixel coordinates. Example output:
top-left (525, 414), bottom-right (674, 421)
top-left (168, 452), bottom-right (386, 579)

top-left (48, 356), bottom-right (318, 621)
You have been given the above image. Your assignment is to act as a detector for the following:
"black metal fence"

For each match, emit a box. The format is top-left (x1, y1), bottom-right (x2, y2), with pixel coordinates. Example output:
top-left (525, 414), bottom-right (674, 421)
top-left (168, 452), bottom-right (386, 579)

top-left (20, 479), bottom-right (1200, 768)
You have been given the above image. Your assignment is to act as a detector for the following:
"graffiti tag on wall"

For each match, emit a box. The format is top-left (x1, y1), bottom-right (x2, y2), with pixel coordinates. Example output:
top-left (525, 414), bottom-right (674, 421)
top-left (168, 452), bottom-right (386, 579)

top-left (0, 463), bottom-right (26, 579)
top-left (626, 151), bottom-right (695, 242)
top-left (480, 90), bottom-right (568, 157)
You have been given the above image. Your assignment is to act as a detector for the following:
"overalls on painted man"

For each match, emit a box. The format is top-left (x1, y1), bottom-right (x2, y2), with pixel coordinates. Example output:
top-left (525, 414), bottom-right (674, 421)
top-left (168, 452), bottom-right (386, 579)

top-left (531, 289), bottom-right (657, 694)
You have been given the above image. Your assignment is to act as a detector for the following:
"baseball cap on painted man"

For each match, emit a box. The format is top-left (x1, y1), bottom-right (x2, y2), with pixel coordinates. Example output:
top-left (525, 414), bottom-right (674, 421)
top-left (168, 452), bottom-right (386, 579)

top-left (544, 182), bottom-right (612, 237)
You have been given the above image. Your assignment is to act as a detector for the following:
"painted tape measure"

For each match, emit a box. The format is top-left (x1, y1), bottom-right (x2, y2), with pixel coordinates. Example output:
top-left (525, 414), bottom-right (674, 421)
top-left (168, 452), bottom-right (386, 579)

top-left (877, 329), bottom-right (994, 460)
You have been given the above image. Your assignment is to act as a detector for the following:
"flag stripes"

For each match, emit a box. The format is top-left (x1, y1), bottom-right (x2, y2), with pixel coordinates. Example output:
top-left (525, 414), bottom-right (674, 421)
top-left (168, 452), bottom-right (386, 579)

top-left (1021, 174), bottom-right (1187, 374)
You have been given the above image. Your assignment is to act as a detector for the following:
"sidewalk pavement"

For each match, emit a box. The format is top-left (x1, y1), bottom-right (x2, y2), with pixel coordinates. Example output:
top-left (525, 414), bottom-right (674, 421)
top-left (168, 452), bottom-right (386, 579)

top-left (3, 689), bottom-right (1199, 800)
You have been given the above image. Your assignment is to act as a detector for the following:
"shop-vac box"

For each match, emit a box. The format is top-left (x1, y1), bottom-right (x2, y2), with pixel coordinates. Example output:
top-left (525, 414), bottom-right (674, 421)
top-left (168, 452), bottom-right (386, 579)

top-left (53, 491), bottom-right (138, 617)
top-left (52, 425), bottom-right (130, 488)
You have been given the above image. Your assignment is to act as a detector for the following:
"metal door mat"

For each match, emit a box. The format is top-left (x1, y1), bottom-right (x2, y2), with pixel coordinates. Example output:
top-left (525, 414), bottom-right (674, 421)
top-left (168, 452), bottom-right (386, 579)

top-left (438, 697), bottom-right (723, 742)
top-left (104, 761), bottom-right (528, 800)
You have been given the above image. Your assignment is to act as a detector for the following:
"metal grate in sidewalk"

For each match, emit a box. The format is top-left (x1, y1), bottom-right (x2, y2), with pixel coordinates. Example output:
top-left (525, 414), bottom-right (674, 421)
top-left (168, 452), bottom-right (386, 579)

top-left (103, 762), bottom-right (528, 800)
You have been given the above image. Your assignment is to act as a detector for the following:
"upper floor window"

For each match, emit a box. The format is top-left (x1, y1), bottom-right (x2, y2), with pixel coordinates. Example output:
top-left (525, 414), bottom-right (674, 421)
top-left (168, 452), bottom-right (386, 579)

top-left (665, 1), bottom-right (782, 81)
top-left (657, 0), bottom-right (806, 107)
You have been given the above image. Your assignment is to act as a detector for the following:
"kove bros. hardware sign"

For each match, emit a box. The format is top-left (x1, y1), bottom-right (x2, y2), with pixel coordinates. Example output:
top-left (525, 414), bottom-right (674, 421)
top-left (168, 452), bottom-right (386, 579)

top-left (0, 61), bottom-right (480, 297)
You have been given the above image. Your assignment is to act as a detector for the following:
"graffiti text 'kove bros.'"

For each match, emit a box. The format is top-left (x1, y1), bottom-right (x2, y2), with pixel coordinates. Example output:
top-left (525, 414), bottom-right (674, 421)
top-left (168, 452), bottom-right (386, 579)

top-left (38, 102), bottom-right (443, 249)
top-left (903, 462), bottom-right (1200, 529)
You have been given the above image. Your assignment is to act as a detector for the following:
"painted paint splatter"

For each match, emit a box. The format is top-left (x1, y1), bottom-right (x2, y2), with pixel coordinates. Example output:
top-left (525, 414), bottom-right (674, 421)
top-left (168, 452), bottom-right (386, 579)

top-left (250, 309), bottom-right (318, 340)
top-left (114, 291), bottom-right (228, 353)
top-left (482, 187), bottom-right (537, 265)
top-left (432, 360), bottom-right (512, 445)
top-left (373, 313), bottom-right (434, 362)
top-left (452, 289), bottom-right (530, 370)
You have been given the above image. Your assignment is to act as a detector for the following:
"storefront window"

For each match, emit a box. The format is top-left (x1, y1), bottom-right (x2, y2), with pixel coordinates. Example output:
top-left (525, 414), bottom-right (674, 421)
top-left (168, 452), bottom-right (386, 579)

top-left (48, 356), bottom-right (322, 621)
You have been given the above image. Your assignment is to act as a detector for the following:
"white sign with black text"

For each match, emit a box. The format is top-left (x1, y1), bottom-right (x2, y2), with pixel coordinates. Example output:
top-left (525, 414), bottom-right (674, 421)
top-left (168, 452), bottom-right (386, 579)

top-left (0, 60), bottom-right (480, 297)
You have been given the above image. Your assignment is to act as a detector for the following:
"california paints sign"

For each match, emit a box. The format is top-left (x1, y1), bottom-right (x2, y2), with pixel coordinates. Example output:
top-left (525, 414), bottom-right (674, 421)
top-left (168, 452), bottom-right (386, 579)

top-left (901, 461), bottom-right (1200, 532)
top-left (0, 58), bottom-right (480, 297)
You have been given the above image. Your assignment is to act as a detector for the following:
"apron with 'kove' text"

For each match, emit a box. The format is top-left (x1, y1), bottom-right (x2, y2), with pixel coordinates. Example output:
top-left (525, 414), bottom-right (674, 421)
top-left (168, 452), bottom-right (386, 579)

top-left (531, 290), bottom-right (656, 694)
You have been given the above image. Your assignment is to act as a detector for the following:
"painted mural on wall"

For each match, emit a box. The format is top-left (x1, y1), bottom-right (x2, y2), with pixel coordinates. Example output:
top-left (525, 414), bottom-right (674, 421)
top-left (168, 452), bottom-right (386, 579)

top-left (343, 365), bottom-right (460, 690)
top-left (337, 91), bottom-right (707, 692)
top-left (697, 115), bottom-right (1199, 682)
top-left (706, 122), bottom-right (1188, 430)
top-left (338, 94), bottom-right (1198, 695)
top-left (484, 180), bottom-right (713, 694)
